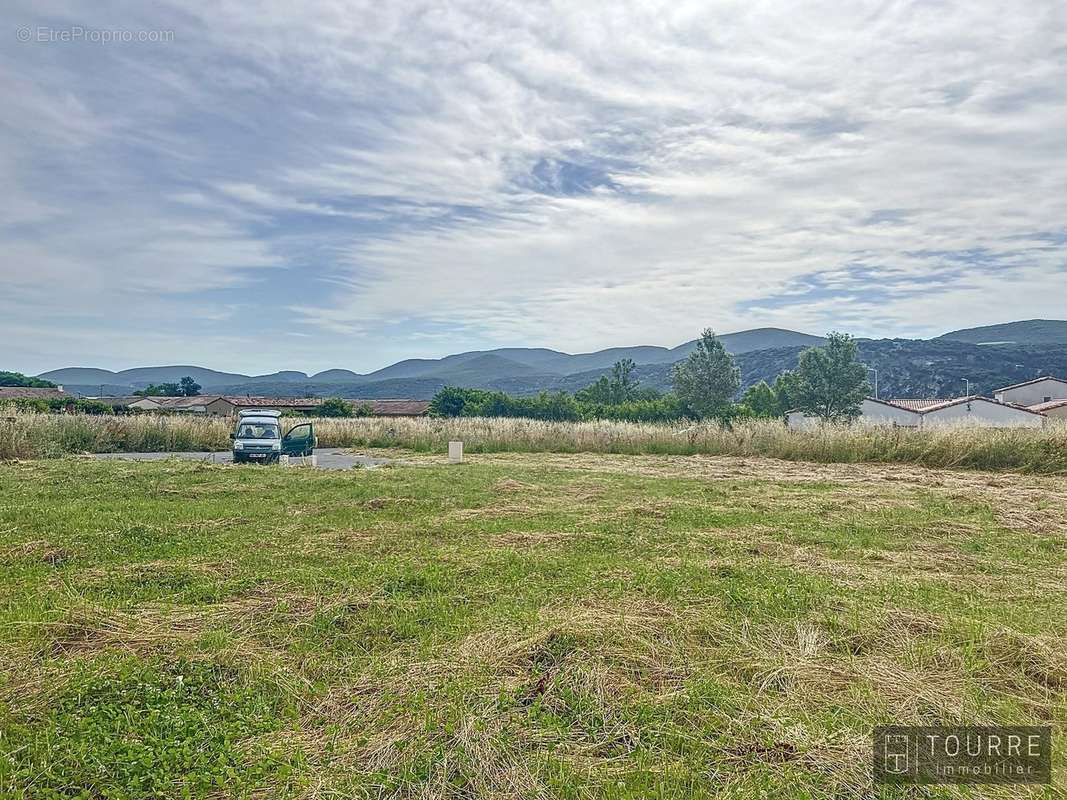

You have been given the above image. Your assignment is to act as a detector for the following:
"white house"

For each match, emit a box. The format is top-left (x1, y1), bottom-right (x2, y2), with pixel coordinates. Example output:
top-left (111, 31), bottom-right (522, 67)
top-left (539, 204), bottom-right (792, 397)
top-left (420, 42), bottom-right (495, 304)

top-left (787, 395), bottom-right (1045, 429)
top-left (786, 397), bottom-right (921, 429)
top-left (126, 396), bottom-right (220, 413)
top-left (917, 396), bottom-right (1045, 428)
top-left (993, 376), bottom-right (1067, 407)
top-left (1030, 399), bottom-right (1067, 421)
top-left (127, 397), bottom-right (166, 412)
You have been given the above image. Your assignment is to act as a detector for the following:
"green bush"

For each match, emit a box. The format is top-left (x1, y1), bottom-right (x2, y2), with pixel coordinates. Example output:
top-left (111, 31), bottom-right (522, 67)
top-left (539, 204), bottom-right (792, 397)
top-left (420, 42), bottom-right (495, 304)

top-left (314, 397), bottom-right (354, 417)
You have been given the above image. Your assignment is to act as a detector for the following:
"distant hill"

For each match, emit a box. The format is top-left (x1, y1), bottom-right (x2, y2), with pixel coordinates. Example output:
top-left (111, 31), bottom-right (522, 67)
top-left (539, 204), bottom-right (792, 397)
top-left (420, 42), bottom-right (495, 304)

top-left (425, 353), bottom-right (547, 382)
top-left (41, 325), bottom-right (1067, 402)
top-left (40, 327), bottom-right (824, 392)
top-left (711, 327), bottom-right (826, 355)
top-left (38, 365), bottom-right (310, 389)
top-left (310, 369), bottom-right (362, 382)
top-left (734, 339), bottom-right (1067, 400)
top-left (939, 319), bottom-right (1067, 346)
top-left (355, 328), bottom-right (825, 382)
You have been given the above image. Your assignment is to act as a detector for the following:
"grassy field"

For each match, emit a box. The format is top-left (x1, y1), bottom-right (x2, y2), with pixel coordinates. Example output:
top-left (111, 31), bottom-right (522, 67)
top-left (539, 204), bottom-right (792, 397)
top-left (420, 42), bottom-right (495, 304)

top-left (0, 452), bottom-right (1064, 798)
top-left (4, 411), bottom-right (1067, 474)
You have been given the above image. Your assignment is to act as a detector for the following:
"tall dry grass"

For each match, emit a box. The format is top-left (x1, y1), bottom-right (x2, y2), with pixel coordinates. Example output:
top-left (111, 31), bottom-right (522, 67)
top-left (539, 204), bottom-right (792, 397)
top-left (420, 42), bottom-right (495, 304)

top-left (2, 411), bottom-right (1066, 473)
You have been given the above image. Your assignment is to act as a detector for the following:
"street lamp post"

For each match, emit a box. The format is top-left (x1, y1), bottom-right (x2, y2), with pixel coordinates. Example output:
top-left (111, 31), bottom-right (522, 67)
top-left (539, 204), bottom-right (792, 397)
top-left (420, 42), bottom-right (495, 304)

top-left (864, 366), bottom-right (878, 399)
top-left (962, 378), bottom-right (971, 397)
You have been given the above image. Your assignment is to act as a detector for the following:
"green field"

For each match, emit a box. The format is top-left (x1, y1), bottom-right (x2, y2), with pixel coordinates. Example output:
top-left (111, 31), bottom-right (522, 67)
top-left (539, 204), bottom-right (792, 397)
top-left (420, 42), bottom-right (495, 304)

top-left (0, 453), bottom-right (1064, 798)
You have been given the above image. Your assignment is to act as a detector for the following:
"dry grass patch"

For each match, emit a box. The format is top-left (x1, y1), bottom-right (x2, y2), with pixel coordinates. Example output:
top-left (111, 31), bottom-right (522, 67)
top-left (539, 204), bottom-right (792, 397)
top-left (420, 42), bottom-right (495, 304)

top-left (487, 529), bottom-right (583, 549)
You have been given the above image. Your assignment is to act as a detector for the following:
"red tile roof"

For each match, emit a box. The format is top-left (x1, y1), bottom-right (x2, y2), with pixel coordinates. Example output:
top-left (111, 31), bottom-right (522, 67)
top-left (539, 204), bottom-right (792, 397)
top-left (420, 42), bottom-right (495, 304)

top-left (1029, 399), bottom-right (1067, 413)
top-left (886, 398), bottom-right (946, 411)
top-left (152, 396), bottom-right (220, 409)
top-left (362, 399), bottom-right (431, 416)
top-left (218, 397), bottom-right (430, 415)
top-left (220, 396), bottom-right (320, 407)
top-left (0, 387), bottom-right (70, 400)
top-left (886, 396), bottom-right (1047, 416)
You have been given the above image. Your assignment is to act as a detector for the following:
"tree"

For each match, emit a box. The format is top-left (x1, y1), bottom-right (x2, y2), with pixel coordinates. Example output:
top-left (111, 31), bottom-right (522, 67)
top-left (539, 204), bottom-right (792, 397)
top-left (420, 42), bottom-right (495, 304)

top-left (179, 376), bottom-right (201, 397)
top-left (575, 359), bottom-right (642, 405)
top-left (314, 397), bottom-right (354, 417)
top-left (133, 376), bottom-right (201, 398)
top-left (609, 358), bottom-right (638, 403)
top-left (672, 329), bottom-right (740, 420)
top-left (135, 382), bottom-right (181, 397)
top-left (574, 375), bottom-right (613, 404)
top-left (773, 371), bottom-right (799, 413)
top-left (0, 371), bottom-right (56, 388)
top-left (428, 387), bottom-right (492, 417)
top-left (791, 332), bottom-right (870, 422)
top-left (741, 380), bottom-right (783, 419)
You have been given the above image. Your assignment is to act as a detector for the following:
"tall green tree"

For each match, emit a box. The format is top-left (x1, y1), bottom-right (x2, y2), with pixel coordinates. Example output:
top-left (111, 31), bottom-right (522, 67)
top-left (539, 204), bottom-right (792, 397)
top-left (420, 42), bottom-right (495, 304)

top-left (740, 380), bottom-right (782, 419)
top-left (609, 358), bottom-right (638, 403)
top-left (135, 376), bottom-right (201, 398)
top-left (791, 332), bottom-right (869, 421)
top-left (576, 358), bottom-right (642, 405)
top-left (428, 387), bottom-right (492, 417)
top-left (574, 375), bottom-right (613, 404)
top-left (672, 329), bottom-right (740, 421)
top-left (135, 383), bottom-right (181, 397)
top-left (179, 376), bottom-right (201, 397)
top-left (314, 397), bottom-right (353, 417)
top-left (773, 371), bottom-right (799, 413)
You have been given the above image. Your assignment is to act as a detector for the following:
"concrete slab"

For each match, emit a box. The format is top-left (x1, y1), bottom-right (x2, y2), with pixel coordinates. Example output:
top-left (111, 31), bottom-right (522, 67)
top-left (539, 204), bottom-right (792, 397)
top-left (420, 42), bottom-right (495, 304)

top-left (88, 447), bottom-right (388, 470)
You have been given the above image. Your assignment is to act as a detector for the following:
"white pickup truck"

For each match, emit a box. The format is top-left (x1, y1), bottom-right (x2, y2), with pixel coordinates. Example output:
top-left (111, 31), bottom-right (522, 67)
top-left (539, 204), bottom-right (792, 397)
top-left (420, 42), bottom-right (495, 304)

top-left (230, 409), bottom-right (316, 464)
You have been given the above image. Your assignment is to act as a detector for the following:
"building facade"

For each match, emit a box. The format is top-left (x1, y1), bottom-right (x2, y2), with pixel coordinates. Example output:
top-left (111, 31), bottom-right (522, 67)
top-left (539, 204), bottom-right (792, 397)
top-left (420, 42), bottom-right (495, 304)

top-left (917, 396), bottom-right (1044, 428)
top-left (0, 387), bottom-right (69, 401)
top-left (1030, 399), bottom-right (1067, 420)
top-left (993, 377), bottom-right (1067, 407)
top-left (787, 397), bottom-right (922, 429)
top-left (787, 395), bottom-right (1045, 429)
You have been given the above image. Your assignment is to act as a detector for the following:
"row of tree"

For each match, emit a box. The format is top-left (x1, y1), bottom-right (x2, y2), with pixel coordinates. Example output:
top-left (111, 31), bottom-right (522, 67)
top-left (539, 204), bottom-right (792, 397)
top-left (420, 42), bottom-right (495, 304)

top-left (134, 376), bottom-right (202, 397)
top-left (0, 371), bottom-right (57, 388)
top-left (428, 330), bottom-right (870, 423)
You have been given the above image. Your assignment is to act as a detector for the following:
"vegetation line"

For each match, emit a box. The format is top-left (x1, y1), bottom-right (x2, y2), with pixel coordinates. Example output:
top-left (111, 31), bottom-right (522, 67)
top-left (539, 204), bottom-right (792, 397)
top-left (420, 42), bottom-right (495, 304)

top-left (2, 412), bottom-right (1065, 474)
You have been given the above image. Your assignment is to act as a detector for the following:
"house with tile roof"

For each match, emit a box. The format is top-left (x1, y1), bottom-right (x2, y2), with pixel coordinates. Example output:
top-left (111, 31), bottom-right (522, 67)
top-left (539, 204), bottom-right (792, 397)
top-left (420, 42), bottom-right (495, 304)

top-left (787, 395), bottom-right (1046, 429)
top-left (993, 376), bottom-right (1067, 407)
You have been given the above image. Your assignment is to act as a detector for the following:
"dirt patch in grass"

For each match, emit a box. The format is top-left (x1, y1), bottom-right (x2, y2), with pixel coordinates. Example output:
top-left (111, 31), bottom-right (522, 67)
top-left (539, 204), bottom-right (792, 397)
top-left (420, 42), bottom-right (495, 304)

top-left (2, 539), bottom-right (71, 567)
top-left (979, 629), bottom-right (1067, 694)
top-left (494, 477), bottom-right (541, 493)
top-left (488, 529), bottom-right (584, 549)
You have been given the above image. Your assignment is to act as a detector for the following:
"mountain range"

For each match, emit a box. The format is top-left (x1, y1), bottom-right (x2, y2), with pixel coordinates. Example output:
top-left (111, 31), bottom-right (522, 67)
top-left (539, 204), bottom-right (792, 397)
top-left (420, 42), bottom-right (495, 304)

top-left (35, 320), bottom-right (1067, 401)
top-left (39, 328), bottom-right (824, 392)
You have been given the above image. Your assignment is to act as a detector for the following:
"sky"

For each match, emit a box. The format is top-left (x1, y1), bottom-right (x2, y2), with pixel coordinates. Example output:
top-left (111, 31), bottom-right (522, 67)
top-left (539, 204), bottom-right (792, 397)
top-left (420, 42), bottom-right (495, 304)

top-left (3, 0), bottom-right (1066, 376)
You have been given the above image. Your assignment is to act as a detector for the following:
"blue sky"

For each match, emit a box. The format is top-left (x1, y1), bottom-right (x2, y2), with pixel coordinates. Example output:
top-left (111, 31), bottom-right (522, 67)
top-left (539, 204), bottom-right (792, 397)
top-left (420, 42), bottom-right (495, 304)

top-left (3, 1), bottom-right (1066, 376)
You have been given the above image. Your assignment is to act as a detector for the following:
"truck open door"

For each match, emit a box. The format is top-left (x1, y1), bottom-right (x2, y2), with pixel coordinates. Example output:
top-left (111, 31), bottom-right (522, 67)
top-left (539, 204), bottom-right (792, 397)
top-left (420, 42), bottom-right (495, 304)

top-left (281, 423), bottom-right (315, 457)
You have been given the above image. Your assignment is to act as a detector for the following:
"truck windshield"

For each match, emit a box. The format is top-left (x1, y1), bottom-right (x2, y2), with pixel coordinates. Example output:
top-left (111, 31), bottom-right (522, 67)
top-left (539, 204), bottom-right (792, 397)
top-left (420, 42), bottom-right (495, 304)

top-left (237, 423), bottom-right (280, 439)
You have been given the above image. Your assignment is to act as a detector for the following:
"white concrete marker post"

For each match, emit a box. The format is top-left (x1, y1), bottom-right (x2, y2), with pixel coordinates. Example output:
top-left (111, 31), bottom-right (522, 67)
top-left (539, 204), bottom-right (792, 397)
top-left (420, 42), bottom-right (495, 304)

top-left (279, 455), bottom-right (290, 467)
top-left (448, 440), bottom-right (464, 464)
top-left (310, 454), bottom-right (317, 468)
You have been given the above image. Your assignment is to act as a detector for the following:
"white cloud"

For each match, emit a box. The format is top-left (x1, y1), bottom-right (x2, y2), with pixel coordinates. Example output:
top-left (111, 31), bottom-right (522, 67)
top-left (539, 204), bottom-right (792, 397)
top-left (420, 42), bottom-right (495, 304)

top-left (2, 0), bottom-right (1066, 373)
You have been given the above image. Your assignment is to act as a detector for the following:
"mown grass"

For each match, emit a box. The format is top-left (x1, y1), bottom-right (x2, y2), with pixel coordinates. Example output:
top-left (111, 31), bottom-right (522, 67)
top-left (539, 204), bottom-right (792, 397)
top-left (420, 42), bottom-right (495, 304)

top-left (3, 412), bottom-right (1067, 474)
top-left (0, 453), bottom-right (1064, 798)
